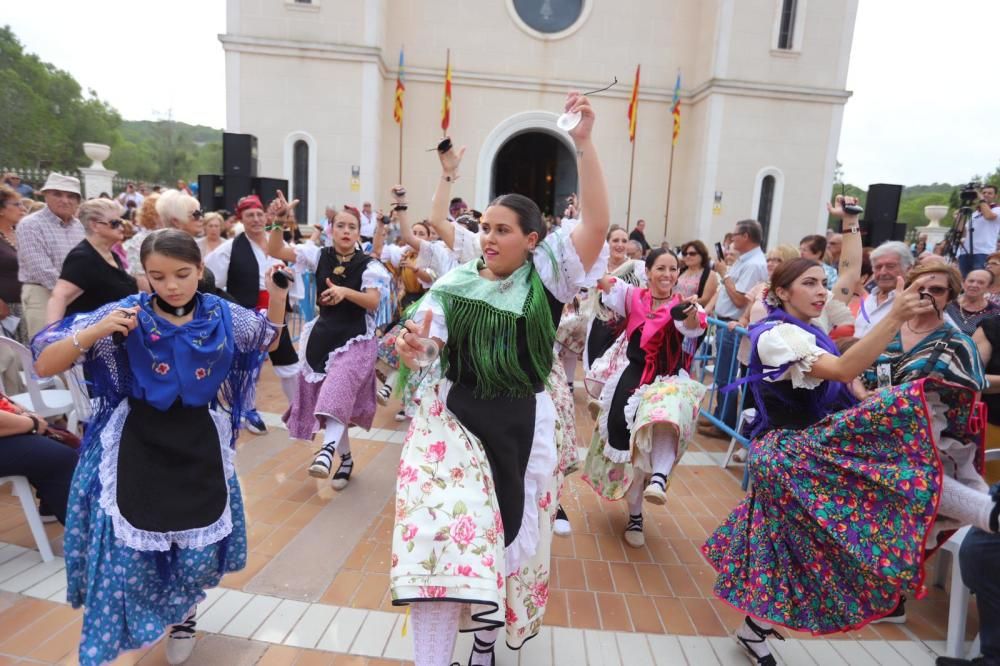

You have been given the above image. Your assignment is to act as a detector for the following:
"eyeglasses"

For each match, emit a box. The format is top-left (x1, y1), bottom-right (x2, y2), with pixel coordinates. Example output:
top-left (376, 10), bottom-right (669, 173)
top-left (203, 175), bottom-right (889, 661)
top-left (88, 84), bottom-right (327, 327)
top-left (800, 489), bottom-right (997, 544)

top-left (191, 209), bottom-right (205, 220)
top-left (683, 251), bottom-right (699, 257)
top-left (95, 218), bottom-right (124, 229)
top-left (919, 286), bottom-right (949, 297)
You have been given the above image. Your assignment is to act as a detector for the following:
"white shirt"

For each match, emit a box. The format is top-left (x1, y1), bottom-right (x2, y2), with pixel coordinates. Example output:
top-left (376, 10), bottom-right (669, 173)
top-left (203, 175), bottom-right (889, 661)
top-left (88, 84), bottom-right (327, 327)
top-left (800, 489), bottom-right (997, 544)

top-left (854, 286), bottom-right (959, 337)
top-left (715, 246), bottom-right (768, 320)
top-left (203, 234), bottom-right (281, 291)
top-left (359, 211), bottom-right (376, 238)
top-left (960, 204), bottom-right (1000, 255)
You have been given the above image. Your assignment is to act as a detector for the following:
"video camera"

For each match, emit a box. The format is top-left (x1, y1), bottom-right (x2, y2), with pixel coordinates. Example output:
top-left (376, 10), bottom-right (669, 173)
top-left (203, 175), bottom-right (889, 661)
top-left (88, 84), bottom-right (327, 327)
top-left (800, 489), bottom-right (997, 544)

top-left (959, 182), bottom-right (983, 206)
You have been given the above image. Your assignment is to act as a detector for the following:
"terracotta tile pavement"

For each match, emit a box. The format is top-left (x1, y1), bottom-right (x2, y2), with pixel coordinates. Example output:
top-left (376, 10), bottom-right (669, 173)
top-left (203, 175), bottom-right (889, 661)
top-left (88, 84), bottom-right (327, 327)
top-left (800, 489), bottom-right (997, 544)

top-left (0, 363), bottom-right (986, 664)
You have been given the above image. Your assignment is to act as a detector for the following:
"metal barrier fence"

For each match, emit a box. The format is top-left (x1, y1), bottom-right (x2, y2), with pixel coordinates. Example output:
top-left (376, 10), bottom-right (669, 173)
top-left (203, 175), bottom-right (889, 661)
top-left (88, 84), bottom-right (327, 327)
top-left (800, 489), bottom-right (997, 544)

top-left (286, 272), bottom-right (317, 343)
top-left (695, 317), bottom-right (752, 469)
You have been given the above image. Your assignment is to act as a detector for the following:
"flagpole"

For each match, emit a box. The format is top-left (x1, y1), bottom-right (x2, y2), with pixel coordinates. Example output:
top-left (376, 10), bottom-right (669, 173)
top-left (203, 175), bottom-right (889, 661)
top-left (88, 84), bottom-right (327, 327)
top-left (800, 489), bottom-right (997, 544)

top-left (398, 114), bottom-right (403, 184)
top-left (663, 140), bottom-right (675, 239)
top-left (625, 139), bottom-right (637, 230)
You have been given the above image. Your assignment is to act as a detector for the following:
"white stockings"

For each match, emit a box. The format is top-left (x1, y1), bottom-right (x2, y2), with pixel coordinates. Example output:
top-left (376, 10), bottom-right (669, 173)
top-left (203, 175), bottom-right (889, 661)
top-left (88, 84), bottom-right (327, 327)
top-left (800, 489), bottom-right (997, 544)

top-left (939, 475), bottom-right (995, 532)
top-left (411, 602), bottom-right (461, 666)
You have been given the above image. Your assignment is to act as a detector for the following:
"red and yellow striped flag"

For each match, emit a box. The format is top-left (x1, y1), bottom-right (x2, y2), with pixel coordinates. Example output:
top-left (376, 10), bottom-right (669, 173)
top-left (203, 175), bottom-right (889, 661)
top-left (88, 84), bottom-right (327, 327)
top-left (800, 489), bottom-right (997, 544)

top-left (441, 50), bottom-right (452, 133)
top-left (393, 48), bottom-right (405, 125)
top-left (627, 65), bottom-right (640, 142)
top-left (671, 71), bottom-right (681, 146)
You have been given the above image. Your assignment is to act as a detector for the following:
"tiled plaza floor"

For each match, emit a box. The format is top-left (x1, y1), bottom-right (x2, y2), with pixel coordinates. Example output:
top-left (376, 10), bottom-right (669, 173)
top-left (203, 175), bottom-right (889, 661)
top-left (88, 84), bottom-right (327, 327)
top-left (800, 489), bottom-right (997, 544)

top-left (0, 363), bottom-right (987, 664)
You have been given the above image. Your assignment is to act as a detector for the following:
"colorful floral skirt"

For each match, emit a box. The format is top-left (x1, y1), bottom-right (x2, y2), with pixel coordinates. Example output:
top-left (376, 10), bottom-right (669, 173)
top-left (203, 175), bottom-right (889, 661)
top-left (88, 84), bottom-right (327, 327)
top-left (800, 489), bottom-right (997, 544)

top-left (390, 380), bottom-right (564, 648)
top-left (702, 380), bottom-right (974, 634)
top-left (555, 312), bottom-right (588, 357)
top-left (583, 371), bottom-right (706, 501)
top-left (284, 337), bottom-right (378, 440)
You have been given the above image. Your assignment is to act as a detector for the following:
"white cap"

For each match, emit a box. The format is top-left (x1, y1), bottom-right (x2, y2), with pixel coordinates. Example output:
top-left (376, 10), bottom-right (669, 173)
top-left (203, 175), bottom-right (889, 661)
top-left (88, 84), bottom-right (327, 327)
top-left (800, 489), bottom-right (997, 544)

top-left (39, 172), bottom-right (82, 196)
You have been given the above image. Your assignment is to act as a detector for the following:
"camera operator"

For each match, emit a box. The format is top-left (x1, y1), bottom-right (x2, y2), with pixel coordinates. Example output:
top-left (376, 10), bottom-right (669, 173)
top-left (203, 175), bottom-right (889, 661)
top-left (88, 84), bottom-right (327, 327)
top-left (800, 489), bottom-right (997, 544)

top-left (957, 184), bottom-right (1000, 277)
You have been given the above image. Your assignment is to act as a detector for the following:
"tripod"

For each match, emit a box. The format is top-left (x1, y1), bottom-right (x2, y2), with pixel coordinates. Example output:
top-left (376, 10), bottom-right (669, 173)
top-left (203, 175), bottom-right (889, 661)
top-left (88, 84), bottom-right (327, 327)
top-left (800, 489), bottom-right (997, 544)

top-left (941, 205), bottom-right (974, 263)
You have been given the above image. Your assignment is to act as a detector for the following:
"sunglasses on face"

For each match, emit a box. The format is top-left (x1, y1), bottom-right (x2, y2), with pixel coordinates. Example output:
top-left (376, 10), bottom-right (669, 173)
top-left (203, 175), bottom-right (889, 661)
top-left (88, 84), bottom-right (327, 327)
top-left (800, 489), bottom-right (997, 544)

top-left (96, 218), bottom-right (124, 229)
top-left (919, 286), bottom-right (949, 297)
top-left (190, 209), bottom-right (205, 220)
top-left (683, 251), bottom-right (699, 257)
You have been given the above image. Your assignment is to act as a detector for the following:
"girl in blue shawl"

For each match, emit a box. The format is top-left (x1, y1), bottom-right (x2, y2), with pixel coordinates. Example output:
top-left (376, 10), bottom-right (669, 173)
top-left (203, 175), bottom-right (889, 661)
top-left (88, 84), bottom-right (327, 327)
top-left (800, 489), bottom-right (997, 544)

top-left (33, 229), bottom-right (287, 666)
top-left (703, 254), bottom-right (998, 666)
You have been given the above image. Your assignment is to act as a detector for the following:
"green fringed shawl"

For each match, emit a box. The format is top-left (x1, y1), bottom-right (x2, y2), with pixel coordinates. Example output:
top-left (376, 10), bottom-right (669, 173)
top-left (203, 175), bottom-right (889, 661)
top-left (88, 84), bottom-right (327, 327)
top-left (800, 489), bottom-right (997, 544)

top-left (417, 258), bottom-right (557, 399)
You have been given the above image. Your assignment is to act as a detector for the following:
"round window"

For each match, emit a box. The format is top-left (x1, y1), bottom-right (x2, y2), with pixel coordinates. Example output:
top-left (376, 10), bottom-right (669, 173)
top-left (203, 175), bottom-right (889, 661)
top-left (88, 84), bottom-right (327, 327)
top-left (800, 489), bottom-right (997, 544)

top-left (511, 0), bottom-right (585, 35)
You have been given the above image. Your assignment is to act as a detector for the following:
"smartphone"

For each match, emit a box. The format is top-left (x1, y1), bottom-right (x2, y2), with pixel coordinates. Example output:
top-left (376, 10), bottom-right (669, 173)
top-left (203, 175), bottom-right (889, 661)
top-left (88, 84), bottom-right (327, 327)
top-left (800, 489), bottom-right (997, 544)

top-left (715, 242), bottom-right (725, 262)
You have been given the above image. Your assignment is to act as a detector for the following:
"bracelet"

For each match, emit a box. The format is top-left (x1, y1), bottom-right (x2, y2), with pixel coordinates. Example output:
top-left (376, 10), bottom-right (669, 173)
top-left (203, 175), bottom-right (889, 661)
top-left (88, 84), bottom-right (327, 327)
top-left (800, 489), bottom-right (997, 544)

top-left (72, 330), bottom-right (91, 353)
top-left (844, 226), bottom-right (861, 234)
top-left (442, 174), bottom-right (458, 183)
top-left (26, 415), bottom-right (39, 435)
top-left (265, 224), bottom-right (284, 232)
top-left (393, 204), bottom-right (409, 211)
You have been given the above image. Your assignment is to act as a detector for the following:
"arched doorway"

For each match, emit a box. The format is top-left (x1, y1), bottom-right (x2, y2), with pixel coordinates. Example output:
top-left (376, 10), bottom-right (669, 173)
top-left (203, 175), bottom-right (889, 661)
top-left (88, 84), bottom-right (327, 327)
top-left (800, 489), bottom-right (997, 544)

top-left (490, 131), bottom-right (577, 216)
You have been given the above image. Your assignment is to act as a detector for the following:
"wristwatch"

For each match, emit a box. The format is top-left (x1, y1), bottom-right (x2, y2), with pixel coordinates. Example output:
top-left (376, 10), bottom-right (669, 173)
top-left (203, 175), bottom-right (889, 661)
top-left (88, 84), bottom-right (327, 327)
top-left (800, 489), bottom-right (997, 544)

top-left (26, 415), bottom-right (39, 434)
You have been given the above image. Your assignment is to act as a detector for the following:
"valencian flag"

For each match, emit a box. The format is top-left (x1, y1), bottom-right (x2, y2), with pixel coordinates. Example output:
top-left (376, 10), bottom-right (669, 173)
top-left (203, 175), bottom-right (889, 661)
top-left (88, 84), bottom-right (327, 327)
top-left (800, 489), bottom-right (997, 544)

top-left (627, 65), bottom-right (640, 142)
top-left (671, 71), bottom-right (681, 145)
top-left (441, 51), bottom-right (452, 132)
top-left (393, 48), bottom-right (405, 125)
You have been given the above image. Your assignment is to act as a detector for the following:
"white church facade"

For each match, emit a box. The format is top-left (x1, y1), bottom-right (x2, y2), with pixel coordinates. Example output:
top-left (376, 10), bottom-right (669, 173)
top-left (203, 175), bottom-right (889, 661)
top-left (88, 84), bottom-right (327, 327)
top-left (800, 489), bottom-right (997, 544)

top-left (221, 0), bottom-right (858, 247)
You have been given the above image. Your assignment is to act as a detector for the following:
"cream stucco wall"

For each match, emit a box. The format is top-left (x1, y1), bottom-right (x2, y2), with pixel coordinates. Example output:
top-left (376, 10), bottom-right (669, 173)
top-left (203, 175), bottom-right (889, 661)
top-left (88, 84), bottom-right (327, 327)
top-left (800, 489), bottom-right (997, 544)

top-left (222, 0), bottom-right (857, 247)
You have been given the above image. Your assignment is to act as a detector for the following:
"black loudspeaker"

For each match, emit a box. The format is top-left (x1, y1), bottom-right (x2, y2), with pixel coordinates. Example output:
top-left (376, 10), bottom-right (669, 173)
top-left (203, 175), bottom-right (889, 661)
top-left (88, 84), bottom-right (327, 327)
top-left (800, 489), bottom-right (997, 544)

top-left (223, 175), bottom-right (253, 212)
top-left (223, 133), bottom-right (258, 177)
top-left (252, 177), bottom-right (289, 207)
top-left (865, 184), bottom-right (903, 225)
top-left (198, 174), bottom-right (224, 212)
top-left (861, 220), bottom-right (908, 248)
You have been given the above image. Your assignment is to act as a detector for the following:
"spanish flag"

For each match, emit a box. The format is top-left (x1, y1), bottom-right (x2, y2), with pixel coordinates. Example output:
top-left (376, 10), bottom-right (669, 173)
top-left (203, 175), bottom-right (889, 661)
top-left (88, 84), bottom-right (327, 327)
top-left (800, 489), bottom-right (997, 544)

top-left (627, 64), bottom-right (640, 142)
top-left (441, 50), bottom-right (452, 133)
top-left (671, 71), bottom-right (681, 146)
top-left (393, 48), bottom-right (405, 125)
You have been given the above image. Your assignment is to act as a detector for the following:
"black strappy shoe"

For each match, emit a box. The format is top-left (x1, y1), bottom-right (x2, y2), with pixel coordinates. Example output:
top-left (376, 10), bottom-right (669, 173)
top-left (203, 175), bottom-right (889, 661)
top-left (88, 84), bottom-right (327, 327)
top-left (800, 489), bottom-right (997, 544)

top-left (331, 452), bottom-right (354, 490)
top-left (735, 616), bottom-right (784, 666)
top-left (623, 513), bottom-right (645, 548)
top-left (308, 445), bottom-right (335, 478)
top-left (643, 472), bottom-right (669, 505)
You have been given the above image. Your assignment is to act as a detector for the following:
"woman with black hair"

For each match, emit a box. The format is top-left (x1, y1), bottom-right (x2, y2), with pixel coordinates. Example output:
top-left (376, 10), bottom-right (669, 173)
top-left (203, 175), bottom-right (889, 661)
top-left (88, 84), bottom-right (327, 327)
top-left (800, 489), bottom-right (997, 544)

top-left (33, 229), bottom-right (288, 666)
top-left (389, 92), bottom-right (609, 666)
top-left (581, 248), bottom-right (707, 549)
top-left (676, 240), bottom-right (719, 307)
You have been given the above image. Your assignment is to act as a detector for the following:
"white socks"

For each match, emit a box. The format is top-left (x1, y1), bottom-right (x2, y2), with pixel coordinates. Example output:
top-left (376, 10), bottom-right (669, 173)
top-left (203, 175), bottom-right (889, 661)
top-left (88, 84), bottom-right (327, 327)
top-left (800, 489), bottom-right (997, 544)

top-left (323, 420), bottom-right (351, 457)
top-left (736, 617), bottom-right (776, 661)
top-left (411, 601), bottom-right (461, 666)
top-left (561, 350), bottom-right (577, 387)
top-left (626, 476), bottom-right (644, 515)
top-left (279, 375), bottom-right (297, 403)
top-left (939, 475), bottom-right (995, 532)
top-left (470, 627), bottom-right (499, 666)
top-left (650, 425), bottom-right (678, 478)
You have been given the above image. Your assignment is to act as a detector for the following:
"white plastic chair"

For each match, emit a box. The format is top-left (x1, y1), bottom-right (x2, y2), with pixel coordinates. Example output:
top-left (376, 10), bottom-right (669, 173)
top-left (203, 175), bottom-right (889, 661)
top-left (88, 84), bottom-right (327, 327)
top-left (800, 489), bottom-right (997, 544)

top-left (0, 338), bottom-right (77, 433)
top-left (938, 447), bottom-right (999, 658)
top-left (0, 476), bottom-right (55, 562)
top-left (720, 408), bottom-right (756, 468)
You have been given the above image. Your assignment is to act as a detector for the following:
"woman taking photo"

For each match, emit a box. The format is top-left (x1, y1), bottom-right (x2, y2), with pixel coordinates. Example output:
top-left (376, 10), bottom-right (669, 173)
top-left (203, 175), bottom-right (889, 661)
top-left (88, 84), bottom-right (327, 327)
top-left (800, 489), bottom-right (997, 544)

top-left (269, 199), bottom-right (391, 490)
top-left (582, 248), bottom-right (707, 549)
top-left (703, 200), bottom-right (999, 665)
top-left (390, 91), bottom-right (609, 666)
top-left (46, 198), bottom-right (139, 324)
top-left (33, 229), bottom-right (288, 666)
top-left (675, 240), bottom-right (719, 307)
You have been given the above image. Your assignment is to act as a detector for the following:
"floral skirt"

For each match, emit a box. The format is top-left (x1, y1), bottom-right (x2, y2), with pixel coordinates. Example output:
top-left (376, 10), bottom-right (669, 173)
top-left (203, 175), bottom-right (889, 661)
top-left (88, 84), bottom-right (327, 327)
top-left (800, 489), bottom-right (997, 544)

top-left (390, 380), bottom-right (565, 648)
top-left (284, 337), bottom-right (378, 440)
top-left (701, 380), bottom-right (973, 634)
top-left (555, 312), bottom-right (587, 357)
top-left (582, 371), bottom-right (706, 501)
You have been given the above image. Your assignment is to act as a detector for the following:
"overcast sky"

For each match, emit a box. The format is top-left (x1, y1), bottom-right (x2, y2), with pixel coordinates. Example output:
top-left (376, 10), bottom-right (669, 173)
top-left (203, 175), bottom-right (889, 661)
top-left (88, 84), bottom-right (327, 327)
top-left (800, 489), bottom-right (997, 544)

top-left (5, 1), bottom-right (998, 187)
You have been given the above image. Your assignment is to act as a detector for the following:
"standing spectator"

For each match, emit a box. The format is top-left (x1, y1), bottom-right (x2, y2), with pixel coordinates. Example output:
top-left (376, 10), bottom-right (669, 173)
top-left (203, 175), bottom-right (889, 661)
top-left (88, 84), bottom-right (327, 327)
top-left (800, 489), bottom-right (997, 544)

top-left (116, 181), bottom-right (144, 210)
top-left (626, 240), bottom-right (643, 259)
top-left (448, 197), bottom-right (468, 221)
top-left (122, 193), bottom-right (161, 290)
top-left (3, 172), bottom-right (34, 199)
top-left (826, 232), bottom-right (843, 268)
top-left (957, 184), bottom-right (1000, 276)
top-left (799, 234), bottom-right (839, 287)
top-left (45, 199), bottom-right (138, 324)
top-left (698, 219), bottom-right (768, 438)
top-left (629, 218), bottom-right (651, 254)
top-left (176, 179), bottom-right (193, 196)
top-left (945, 269), bottom-right (1000, 336)
top-left (676, 240), bottom-right (720, 307)
top-left (0, 185), bottom-right (28, 393)
top-left (15, 173), bottom-right (84, 339)
top-left (359, 201), bottom-right (377, 243)
top-left (197, 212), bottom-right (226, 256)
top-left (854, 241), bottom-right (913, 338)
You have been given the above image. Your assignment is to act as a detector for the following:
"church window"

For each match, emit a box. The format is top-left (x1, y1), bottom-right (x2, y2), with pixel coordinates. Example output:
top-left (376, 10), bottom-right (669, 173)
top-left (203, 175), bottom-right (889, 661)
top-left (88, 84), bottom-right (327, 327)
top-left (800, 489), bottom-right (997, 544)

top-left (777, 0), bottom-right (798, 49)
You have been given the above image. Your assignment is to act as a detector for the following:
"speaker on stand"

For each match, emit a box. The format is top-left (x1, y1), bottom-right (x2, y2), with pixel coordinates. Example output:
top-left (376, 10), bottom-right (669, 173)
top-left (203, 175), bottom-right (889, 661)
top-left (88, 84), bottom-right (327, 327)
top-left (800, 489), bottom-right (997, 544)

top-left (223, 133), bottom-right (258, 177)
top-left (860, 183), bottom-right (905, 247)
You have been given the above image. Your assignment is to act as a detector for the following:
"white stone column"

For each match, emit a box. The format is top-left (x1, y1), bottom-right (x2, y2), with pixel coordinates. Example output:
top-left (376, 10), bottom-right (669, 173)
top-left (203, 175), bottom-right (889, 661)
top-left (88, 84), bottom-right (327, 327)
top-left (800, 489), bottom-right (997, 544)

top-left (80, 143), bottom-right (117, 199)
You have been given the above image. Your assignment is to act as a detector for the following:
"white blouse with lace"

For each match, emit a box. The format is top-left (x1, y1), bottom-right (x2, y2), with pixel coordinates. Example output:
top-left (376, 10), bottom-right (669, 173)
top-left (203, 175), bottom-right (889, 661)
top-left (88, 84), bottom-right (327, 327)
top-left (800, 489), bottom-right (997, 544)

top-left (756, 323), bottom-right (830, 390)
